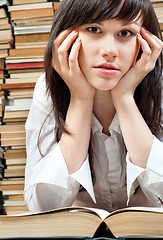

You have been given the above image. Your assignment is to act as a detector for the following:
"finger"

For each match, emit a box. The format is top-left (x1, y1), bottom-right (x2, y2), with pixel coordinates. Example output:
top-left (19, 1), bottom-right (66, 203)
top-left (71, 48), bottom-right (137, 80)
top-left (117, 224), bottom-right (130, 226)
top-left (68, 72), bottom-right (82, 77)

top-left (137, 34), bottom-right (151, 64)
top-left (140, 28), bottom-right (163, 54)
top-left (53, 29), bottom-right (77, 65)
top-left (55, 30), bottom-right (78, 51)
top-left (137, 34), bottom-right (158, 72)
top-left (52, 30), bottom-right (78, 73)
top-left (52, 43), bottom-right (60, 71)
top-left (58, 30), bottom-right (78, 54)
top-left (150, 35), bottom-right (163, 49)
top-left (69, 37), bottom-right (81, 70)
top-left (140, 29), bottom-right (163, 67)
top-left (54, 29), bottom-right (72, 48)
top-left (57, 30), bottom-right (78, 69)
top-left (141, 28), bottom-right (163, 49)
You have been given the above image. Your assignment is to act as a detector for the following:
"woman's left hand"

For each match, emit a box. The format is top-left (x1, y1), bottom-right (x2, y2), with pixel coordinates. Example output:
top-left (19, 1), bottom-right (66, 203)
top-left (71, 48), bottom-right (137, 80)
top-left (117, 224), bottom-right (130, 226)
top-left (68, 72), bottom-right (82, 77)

top-left (110, 29), bottom-right (163, 168)
top-left (111, 28), bottom-right (163, 99)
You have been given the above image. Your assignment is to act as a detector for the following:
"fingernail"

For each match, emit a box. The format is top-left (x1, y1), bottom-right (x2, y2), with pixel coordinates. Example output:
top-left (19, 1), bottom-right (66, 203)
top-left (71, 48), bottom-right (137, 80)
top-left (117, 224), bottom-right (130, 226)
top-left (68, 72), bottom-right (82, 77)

top-left (76, 37), bottom-right (81, 43)
top-left (141, 27), bottom-right (147, 31)
top-left (72, 30), bottom-right (78, 34)
top-left (137, 34), bottom-right (142, 38)
top-left (141, 27), bottom-right (149, 34)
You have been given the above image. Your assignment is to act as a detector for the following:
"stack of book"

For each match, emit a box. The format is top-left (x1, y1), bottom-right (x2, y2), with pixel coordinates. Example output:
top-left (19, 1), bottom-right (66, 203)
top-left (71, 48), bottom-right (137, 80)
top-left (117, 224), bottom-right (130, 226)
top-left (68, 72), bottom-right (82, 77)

top-left (5, 47), bottom-right (45, 85)
top-left (0, 58), bottom-right (7, 122)
top-left (2, 85), bottom-right (34, 124)
top-left (12, 0), bottom-right (52, 5)
top-left (0, 0), bottom-right (12, 89)
top-left (152, 0), bottom-right (163, 35)
top-left (0, 58), bottom-right (5, 85)
top-left (0, 2), bottom-right (13, 59)
top-left (0, 0), bottom-right (61, 215)
top-left (0, 55), bottom-right (7, 125)
top-left (6, 1), bottom-right (56, 91)
top-left (8, 2), bottom-right (54, 49)
top-left (0, 124), bottom-right (28, 214)
top-left (0, 1), bottom-right (12, 124)
top-left (152, 0), bottom-right (163, 8)
top-left (0, 86), bottom-right (7, 124)
top-left (0, 176), bottom-right (26, 214)
top-left (5, 1), bottom-right (61, 85)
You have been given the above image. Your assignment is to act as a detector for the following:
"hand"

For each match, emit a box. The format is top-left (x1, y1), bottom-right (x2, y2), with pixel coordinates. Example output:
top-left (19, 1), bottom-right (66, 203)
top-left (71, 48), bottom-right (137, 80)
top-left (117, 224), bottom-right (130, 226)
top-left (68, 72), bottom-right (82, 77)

top-left (52, 29), bottom-right (95, 101)
top-left (111, 28), bottom-right (163, 99)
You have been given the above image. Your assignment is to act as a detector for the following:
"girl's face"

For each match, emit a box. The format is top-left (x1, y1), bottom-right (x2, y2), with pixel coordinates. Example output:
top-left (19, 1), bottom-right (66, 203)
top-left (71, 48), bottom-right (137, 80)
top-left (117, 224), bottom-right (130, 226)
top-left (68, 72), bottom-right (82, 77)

top-left (78, 18), bottom-right (142, 90)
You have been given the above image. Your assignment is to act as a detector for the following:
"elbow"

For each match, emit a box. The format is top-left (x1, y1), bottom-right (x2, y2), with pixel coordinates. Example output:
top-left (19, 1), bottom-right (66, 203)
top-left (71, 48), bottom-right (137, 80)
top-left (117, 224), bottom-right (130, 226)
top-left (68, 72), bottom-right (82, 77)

top-left (24, 183), bottom-right (77, 212)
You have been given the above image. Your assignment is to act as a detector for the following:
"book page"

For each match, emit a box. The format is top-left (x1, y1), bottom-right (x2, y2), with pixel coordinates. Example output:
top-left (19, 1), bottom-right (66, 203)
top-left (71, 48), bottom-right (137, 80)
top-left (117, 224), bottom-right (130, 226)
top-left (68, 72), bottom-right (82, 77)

top-left (108, 206), bottom-right (163, 218)
top-left (84, 207), bottom-right (110, 220)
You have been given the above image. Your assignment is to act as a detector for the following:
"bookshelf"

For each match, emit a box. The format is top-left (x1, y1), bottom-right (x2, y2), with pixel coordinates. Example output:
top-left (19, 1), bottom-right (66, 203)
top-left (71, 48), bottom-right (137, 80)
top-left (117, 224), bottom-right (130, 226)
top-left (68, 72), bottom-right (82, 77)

top-left (0, 0), bottom-right (162, 215)
top-left (0, 0), bottom-right (61, 215)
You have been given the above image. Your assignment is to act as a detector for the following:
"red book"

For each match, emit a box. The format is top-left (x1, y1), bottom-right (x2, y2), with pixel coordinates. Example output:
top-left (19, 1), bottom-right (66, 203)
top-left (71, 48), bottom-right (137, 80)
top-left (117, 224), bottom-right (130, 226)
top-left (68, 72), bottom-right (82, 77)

top-left (6, 62), bottom-right (44, 70)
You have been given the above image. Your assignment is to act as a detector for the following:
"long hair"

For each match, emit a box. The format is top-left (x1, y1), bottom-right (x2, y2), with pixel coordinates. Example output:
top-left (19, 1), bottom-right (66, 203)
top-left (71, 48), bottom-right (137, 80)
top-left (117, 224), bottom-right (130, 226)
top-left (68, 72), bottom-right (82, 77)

top-left (43, 0), bottom-right (162, 184)
top-left (44, 0), bottom-right (163, 141)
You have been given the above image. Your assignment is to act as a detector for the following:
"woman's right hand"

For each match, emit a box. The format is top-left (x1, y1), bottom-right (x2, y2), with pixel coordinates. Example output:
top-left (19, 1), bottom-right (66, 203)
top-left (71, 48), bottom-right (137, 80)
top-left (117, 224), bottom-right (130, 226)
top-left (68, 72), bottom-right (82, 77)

top-left (52, 29), bottom-right (96, 101)
top-left (52, 30), bottom-right (95, 175)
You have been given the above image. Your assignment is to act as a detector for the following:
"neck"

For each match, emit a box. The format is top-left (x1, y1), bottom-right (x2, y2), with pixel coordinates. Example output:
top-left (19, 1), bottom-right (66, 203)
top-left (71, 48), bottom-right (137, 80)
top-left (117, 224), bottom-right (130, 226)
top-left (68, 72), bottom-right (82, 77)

top-left (93, 90), bottom-right (116, 136)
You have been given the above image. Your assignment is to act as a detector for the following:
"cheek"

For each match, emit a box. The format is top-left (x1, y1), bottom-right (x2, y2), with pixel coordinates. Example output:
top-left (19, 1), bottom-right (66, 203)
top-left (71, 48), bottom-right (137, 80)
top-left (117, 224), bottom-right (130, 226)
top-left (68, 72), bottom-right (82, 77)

top-left (78, 41), bottom-right (91, 69)
top-left (122, 39), bottom-right (139, 67)
top-left (78, 45), bottom-right (85, 70)
top-left (78, 32), bottom-right (94, 65)
top-left (130, 39), bottom-right (140, 63)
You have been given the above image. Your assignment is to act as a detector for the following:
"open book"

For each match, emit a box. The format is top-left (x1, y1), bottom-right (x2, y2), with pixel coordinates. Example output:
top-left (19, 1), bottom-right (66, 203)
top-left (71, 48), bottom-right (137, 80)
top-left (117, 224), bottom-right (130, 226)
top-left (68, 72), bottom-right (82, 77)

top-left (0, 206), bottom-right (163, 238)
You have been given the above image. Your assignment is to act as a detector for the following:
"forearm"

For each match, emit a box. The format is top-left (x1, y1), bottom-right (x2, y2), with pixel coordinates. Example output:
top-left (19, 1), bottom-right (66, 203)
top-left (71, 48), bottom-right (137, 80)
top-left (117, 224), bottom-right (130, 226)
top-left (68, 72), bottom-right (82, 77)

top-left (113, 95), bottom-right (154, 168)
top-left (60, 97), bottom-right (93, 174)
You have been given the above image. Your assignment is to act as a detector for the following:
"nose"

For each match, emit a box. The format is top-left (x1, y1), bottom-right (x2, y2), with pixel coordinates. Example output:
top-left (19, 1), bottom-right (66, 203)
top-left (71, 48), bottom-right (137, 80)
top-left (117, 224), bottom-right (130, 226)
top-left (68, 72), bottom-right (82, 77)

top-left (100, 35), bottom-right (119, 60)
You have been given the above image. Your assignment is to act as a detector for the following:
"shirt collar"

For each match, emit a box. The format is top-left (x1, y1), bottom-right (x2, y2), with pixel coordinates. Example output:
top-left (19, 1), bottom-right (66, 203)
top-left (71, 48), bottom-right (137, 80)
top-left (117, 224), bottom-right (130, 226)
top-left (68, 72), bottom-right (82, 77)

top-left (92, 113), bottom-right (121, 135)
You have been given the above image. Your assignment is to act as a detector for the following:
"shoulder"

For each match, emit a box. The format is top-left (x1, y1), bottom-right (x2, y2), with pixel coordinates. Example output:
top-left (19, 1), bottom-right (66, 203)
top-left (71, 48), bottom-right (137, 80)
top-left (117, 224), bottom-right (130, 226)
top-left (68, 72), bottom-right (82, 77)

top-left (33, 72), bottom-right (48, 100)
top-left (32, 72), bottom-right (53, 114)
top-left (26, 73), bottom-right (55, 129)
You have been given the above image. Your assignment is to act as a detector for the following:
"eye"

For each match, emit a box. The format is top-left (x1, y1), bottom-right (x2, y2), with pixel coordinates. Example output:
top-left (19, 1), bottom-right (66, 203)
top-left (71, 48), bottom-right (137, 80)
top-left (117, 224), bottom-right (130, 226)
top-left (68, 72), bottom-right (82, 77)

top-left (87, 27), bottom-right (101, 34)
top-left (118, 29), bottom-right (134, 38)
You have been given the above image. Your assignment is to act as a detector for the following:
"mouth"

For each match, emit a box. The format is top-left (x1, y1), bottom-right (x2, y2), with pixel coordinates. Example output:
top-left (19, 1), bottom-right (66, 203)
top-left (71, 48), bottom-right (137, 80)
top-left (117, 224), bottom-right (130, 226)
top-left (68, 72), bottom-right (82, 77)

top-left (94, 63), bottom-right (120, 76)
top-left (94, 63), bottom-right (119, 71)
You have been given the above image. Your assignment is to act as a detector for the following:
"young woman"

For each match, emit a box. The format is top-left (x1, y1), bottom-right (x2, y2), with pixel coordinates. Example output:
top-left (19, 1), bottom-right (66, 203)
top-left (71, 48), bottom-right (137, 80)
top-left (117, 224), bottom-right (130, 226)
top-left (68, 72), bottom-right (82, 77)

top-left (24, 0), bottom-right (163, 212)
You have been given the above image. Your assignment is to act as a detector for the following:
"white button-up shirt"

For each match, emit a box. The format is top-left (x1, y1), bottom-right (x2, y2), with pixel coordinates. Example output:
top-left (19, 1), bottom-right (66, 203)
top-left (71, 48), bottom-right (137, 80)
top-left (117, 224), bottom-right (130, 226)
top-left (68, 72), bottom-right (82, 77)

top-left (24, 73), bottom-right (163, 212)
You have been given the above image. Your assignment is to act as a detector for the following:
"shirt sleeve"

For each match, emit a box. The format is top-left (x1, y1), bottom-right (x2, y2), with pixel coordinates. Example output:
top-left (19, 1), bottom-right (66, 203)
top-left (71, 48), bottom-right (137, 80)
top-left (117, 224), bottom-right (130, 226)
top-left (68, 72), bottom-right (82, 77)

top-left (126, 136), bottom-right (163, 205)
top-left (24, 74), bottom-right (95, 212)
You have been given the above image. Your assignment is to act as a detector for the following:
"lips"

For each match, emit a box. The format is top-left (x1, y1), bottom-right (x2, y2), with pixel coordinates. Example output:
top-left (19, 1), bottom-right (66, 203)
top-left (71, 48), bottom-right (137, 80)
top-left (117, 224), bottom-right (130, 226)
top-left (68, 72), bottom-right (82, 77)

top-left (94, 63), bottom-right (120, 76)
top-left (94, 63), bottom-right (119, 71)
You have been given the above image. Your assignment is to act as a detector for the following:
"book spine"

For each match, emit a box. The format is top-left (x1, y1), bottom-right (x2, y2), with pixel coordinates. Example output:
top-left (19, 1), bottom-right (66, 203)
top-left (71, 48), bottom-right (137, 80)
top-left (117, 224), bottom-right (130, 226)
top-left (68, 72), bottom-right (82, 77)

top-left (6, 62), bottom-right (44, 69)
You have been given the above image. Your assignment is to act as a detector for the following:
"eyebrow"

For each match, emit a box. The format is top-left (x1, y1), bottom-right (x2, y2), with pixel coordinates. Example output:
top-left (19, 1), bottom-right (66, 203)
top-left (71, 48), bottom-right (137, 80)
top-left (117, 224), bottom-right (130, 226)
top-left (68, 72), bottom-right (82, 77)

top-left (96, 20), bottom-right (142, 26)
top-left (86, 20), bottom-right (142, 29)
top-left (131, 21), bottom-right (142, 27)
top-left (121, 21), bottom-right (142, 29)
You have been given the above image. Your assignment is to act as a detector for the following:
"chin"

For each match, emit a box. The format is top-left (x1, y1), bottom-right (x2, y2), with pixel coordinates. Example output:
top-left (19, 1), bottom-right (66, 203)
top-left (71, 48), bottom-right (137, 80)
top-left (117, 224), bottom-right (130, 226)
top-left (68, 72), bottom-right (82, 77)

top-left (93, 83), bottom-right (120, 91)
top-left (89, 78), bottom-right (120, 91)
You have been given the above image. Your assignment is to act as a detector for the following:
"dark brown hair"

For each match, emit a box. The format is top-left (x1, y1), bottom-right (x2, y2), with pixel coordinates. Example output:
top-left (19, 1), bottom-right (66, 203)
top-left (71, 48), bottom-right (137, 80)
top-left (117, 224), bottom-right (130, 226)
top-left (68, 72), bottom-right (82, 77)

top-left (44, 0), bottom-right (163, 141)
top-left (42, 0), bottom-right (163, 184)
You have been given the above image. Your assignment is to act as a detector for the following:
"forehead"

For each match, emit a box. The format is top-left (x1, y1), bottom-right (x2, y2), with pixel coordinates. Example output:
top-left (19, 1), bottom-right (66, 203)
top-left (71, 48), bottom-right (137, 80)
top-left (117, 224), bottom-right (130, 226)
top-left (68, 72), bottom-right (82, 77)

top-left (123, 17), bottom-right (143, 27)
top-left (88, 7), bottom-right (143, 27)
